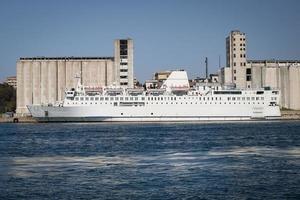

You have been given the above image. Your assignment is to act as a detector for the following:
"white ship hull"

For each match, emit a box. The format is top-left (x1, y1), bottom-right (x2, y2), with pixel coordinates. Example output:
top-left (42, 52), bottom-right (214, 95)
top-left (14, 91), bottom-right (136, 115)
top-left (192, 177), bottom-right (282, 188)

top-left (27, 103), bottom-right (281, 122)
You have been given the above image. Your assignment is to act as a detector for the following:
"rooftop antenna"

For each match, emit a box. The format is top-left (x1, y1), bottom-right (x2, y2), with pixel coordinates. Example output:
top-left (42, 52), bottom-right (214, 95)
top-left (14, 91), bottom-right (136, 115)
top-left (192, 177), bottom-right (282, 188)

top-left (219, 55), bottom-right (221, 69)
top-left (205, 57), bottom-right (208, 79)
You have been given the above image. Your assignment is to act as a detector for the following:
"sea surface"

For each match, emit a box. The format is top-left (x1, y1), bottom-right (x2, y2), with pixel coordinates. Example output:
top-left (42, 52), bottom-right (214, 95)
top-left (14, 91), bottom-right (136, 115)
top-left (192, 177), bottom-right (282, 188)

top-left (0, 121), bottom-right (300, 200)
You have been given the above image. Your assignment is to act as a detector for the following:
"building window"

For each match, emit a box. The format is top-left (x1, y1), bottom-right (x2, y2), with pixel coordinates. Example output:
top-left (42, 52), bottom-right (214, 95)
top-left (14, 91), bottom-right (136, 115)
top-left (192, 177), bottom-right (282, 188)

top-left (234, 76), bottom-right (236, 80)
top-left (233, 62), bottom-right (236, 66)
top-left (233, 54), bottom-right (236, 58)
top-left (234, 70), bottom-right (236, 74)
top-left (246, 68), bottom-right (251, 74)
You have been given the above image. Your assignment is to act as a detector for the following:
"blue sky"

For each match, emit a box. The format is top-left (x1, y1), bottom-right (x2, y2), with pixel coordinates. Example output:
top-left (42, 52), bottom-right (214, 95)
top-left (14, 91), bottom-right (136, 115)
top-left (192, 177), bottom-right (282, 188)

top-left (0, 0), bottom-right (299, 82)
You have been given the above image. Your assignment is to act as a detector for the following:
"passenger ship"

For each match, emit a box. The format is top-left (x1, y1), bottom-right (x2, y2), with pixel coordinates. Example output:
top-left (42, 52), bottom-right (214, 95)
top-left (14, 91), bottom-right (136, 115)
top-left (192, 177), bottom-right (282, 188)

top-left (27, 71), bottom-right (281, 122)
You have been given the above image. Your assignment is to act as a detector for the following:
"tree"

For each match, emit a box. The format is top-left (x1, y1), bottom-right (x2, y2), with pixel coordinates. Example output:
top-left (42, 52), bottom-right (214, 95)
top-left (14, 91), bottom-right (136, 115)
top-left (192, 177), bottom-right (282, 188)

top-left (0, 83), bottom-right (16, 113)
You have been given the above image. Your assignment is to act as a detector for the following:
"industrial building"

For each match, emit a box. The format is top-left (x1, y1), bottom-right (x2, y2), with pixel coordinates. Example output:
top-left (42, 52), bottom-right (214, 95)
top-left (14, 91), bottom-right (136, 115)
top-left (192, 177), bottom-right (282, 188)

top-left (16, 39), bottom-right (134, 115)
top-left (225, 30), bottom-right (248, 88)
top-left (221, 30), bottom-right (300, 110)
top-left (5, 76), bottom-right (17, 88)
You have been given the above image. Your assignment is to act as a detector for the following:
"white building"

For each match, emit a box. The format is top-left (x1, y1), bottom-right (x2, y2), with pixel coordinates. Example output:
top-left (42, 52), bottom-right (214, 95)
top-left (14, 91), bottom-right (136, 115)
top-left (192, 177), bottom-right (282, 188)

top-left (5, 76), bottom-right (17, 88)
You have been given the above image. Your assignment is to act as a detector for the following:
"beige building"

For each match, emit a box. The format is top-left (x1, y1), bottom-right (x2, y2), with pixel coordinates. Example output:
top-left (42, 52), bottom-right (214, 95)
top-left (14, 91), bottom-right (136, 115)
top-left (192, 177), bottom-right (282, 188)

top-left (225, 30), bottom-right (249, 88)
top-left (114, 39), bottom-right (134, 87)
top-left (17, 39), bottom-right (134, 115)
top-left (248, 60), bottom-right (300, 110)
top-left (222, 30), bottom-right (300, 110)
top-left (5, 76), bottom-right (17, 88)
top-left (154, 71), bottom-right (171, 82)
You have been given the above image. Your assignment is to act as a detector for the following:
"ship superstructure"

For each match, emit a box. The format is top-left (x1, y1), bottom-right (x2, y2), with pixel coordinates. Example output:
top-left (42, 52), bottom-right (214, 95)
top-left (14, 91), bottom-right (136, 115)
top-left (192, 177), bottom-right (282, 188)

top-left (27, 71), bottom-right (281, 122)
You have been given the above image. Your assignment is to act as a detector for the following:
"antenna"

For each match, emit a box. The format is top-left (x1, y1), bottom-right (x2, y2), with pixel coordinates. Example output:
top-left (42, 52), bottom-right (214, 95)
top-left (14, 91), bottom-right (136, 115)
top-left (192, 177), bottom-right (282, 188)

top-left (205, 57), bottom-right (208, 79)
top-left (219, 55), bottom-right (221, 68)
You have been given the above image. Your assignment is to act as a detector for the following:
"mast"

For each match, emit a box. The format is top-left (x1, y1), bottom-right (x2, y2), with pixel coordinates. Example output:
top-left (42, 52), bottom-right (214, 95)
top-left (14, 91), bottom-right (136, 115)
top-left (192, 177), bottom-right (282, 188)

top-left (205, 57), bottom-right (208, 79)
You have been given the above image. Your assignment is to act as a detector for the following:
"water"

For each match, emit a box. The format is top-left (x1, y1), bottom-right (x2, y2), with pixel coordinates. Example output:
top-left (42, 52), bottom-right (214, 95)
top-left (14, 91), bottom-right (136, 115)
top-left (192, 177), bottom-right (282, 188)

top-left (0, 121), bottom-right (300, 199)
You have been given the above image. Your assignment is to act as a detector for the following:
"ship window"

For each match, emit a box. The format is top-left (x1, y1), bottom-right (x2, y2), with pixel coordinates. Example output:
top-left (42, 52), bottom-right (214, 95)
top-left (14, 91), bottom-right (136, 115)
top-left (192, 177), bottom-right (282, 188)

top-left (130, 97), bottom-right (133, 101)
top-left (151, 97), bottom-right (153, 101)
top-left (110, 97), bottom-right (113, 101)
top-left (100, 97), bottom-right (104, 101)
top-left (75, 97), bottom-right (79, 101)
top-left (95, 97), bottom-right (99, 101)
top-left (104, 97), bottom-right (108, 101)
top-left (203, 97), bottom-right (205, 100)
top-left (90, 97), bottom-right (94, 101)
top-left (228, 97), bottom-right (231, 101)
top-left (80, 97), bottom-right (84, 101)
top-left (141, 97), bottom-right (145, 100)
top-left (261, 97), bottom-right (264, 100)
top-left (148, 97), bottom-right (150, 100)
top-left (171, 97), bottom-right (173, 100)
top-left (247, 97), bottom-right (250, 100)
top-left (125, 97), bottom-right (128, 101)
top-left (256, 97), bottom-right (259, 100)
top-left (120, 97), bottom-right (123, 101)
top-left (135, 97), bottom-right (138, 101)
top-left (232, 97), bottom-right (236, 100)
top-left (85, 97), bottom-right (89, 101)
top-left (174, 97), bottom-right (176, 100)
top-left (242, 97), bottom-right (245, 100)
top-left (251, 97), bottom-right (255, 100)
top-left (237, 97), bottom-right (240, 100)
